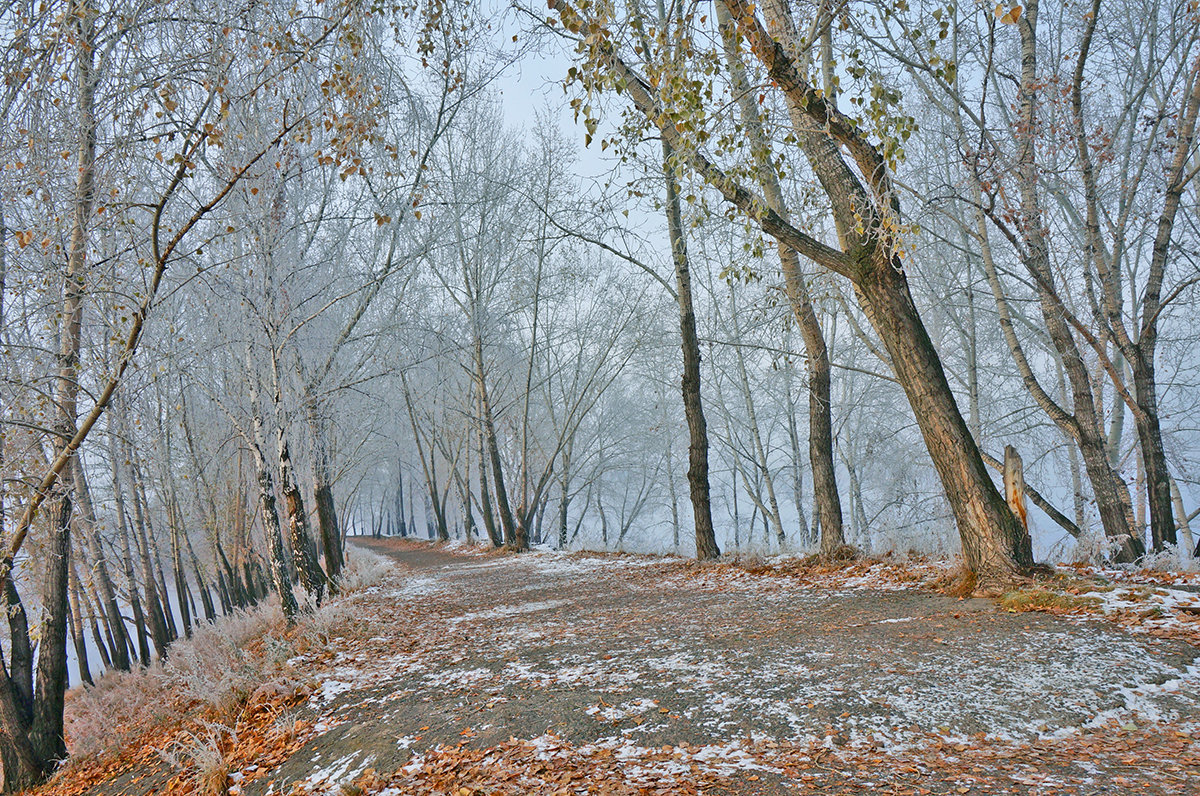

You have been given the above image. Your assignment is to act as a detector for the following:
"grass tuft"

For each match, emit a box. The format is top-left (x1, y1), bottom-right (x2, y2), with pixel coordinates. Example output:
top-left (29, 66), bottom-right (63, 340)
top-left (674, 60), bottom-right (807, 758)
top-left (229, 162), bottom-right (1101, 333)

top-left (998, 589), bottom-right (1103, 613)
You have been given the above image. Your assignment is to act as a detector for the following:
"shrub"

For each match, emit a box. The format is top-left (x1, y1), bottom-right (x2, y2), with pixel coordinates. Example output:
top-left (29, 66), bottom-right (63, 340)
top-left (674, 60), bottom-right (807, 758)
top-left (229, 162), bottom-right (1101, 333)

top-left (335, 547), bottom-right (396, 593)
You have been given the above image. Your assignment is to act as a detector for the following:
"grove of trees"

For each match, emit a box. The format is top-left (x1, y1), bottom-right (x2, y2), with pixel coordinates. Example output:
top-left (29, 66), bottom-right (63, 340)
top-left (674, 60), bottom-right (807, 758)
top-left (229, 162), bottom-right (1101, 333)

top-left (0, 0), bottom-right (1197, 788)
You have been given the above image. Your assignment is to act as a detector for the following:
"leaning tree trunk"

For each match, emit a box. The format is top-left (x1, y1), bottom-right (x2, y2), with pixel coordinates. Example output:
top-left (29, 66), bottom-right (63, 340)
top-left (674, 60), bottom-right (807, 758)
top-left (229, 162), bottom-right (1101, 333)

top-left (125, 441), bottom-right (171, 658)
top-left (725, 0), bottom-right (1031, 581)
top-left (852, 255), bottom-right (1033, 580)
top-left (182, 525), bottom-right (216, 623)
top-left (248, 430), bottom-right (300, 622)
top-left (83, 581), bottom-right (114, 672)
top-left (168, 503), bottom-right (193, 640)
top-left (133, 463), bottom-right (178, 641)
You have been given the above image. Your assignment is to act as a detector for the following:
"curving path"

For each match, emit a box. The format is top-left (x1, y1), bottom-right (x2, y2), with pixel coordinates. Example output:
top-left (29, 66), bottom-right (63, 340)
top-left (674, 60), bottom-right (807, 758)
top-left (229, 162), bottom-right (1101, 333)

top-left (244, 538), bottom-right (1200, 795)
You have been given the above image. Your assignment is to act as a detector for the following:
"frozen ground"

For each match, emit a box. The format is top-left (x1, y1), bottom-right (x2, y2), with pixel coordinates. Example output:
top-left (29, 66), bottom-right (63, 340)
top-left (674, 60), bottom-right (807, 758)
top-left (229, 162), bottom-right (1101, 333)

top-left (230, 539), bottom-right (1200, 795)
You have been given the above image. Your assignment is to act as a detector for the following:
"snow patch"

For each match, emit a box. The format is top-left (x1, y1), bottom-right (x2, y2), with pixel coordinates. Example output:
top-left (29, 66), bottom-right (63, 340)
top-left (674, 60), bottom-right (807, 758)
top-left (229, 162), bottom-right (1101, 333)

top-left (449, 599), bottom-right (568, 625)
top-left (586, 697), bottom-right (659, 721)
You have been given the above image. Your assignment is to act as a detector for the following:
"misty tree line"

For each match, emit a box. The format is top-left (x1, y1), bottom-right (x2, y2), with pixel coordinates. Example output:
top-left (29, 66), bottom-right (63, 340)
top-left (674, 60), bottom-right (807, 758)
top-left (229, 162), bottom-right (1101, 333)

top-left (0, 0), bottom-right (1198, 789)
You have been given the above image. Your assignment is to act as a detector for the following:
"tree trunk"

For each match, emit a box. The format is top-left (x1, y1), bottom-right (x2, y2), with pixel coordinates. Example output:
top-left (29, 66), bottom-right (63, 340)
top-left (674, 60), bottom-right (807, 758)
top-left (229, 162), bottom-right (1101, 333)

top-left (12, 2), bottom-right (97, 780)
top-left (784, 359), bottom-right (811, 545)
top-left (853, 256), bottom-right (1033, 580)
top-left (68, 556), bottom-right (94, 687)
top-left (71, 457), bottom-right (131, 670)
top-left (1070, 1), bottom-right (1199, 555)
top-left (249, 433), bottom-right (300, 622)
top-left (663, 140), bottom-right (720, 561)
top-left (133, 465), bottom-right (178, 641)
top-left (478, 438), bottom-right (502, 548)
top-left (474, 390), bottom-right (503, 547)
top-left (1170, 476), bottom-right (1195, 559)
top-left (1011, 2), bottom-right (1141, 563)
top-left (406, 467), bottom-right (417, 540)
top-left (728, 287), bottom-right (786, 545)
top-left (123, 437), bottom-right (169, 660)
top-left (715, 0), bottom-right (842, 553)
top-left (718, 0), bottom-right (1032, 581)
top-left (558, 472), bottom-right (571, 550)
top-left (168, 505), bottom-right (192, 640)
top-left (396, 461), bottom-right (407, 537)
top-left (183, 527), bottom-right (216, 623)
top-left (1003, 446), bottom-right (1030, 538)
top-left (29, 497), bottom-right (71, 770)
top-left (278, 433), bottom-right (327, 603)
top-left (81, 578), bottom-right (114, 672)
top-left (306, 399), bottom-right (344, 581)
top-left (246, 355), bottom-right (300, 622)
top-left (428, 457), bottom-right (450, 542)
top-left (459, 457), bottom-right (476, 543)
top-left (473, 335), bottom-right (518, 547)
top-left (800, 287), bottom-right (845, 557)
top-left (1126, 65), bottom-right (1200, 551)
top-left (668, 471), bottom-right (681, 551)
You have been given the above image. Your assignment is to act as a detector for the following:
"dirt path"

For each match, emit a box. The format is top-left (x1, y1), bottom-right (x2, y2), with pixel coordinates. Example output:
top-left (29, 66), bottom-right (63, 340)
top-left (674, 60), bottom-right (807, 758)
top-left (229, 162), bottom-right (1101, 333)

top-left (242, 540), bottom-right (1200, 795)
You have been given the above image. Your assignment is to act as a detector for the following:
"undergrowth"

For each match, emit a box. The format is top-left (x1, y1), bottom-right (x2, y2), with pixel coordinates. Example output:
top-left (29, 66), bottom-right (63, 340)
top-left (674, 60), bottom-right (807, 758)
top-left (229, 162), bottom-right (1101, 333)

top-left (56, 547), bottom-right (396, 790)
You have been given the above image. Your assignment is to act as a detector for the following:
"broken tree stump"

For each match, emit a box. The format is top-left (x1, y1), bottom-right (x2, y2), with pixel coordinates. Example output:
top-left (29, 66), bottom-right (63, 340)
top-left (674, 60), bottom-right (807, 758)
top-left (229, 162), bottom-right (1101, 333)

top-left (1004, 445), bottom-right (1029, 536)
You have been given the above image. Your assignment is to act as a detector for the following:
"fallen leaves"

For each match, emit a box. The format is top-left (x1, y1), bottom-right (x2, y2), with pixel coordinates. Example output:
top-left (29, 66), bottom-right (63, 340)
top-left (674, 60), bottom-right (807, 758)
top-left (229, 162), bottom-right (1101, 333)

top-left (31, 540), bottom-right (1200, 795)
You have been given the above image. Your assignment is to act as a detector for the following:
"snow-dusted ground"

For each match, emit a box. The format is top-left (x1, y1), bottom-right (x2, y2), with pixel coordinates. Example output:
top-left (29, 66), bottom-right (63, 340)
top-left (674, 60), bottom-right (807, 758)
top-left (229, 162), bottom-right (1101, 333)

top-left (238, 542), bottom-right (1200, 795)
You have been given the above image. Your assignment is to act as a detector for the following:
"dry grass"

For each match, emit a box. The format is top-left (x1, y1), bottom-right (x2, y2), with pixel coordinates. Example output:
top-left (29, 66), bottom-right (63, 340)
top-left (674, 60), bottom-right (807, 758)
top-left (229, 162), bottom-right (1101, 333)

top-left (739, 551), bottom-right (867, 578)
top-left (64, 602), bottom-right (283, 758)
top-left (335, 546), bottom-right (398, 593)
top-left (998, 589), bottom-right (1104, 613)
top-left (164, 604), bottom-right (287, 722)
top-left (64, 552), bottom-right (394, 765)
top-left (156, 722), bottom-right (236, 796)
top-left (65, 661), bottom-right (174, 757)
top-left (48, 551), bottom-right (396, 795)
